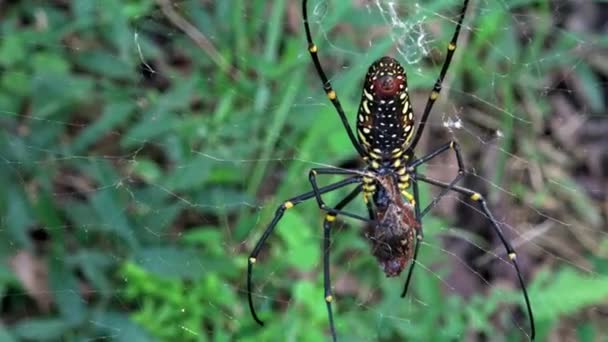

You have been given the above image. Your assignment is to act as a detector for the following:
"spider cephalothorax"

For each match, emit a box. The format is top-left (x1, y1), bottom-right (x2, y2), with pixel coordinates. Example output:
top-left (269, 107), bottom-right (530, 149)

top-left (248, 1), bottom-right (535, 340)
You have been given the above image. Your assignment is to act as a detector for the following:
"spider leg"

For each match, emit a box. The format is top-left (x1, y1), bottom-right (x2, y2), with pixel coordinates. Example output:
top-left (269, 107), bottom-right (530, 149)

top-left (414, 174), bottom-right (535, 340)
top-left (402, 141), bottom-right (465, 297)
top-left (309, 168), bottom-right (374, 224)
top-left (407, 0), bottom-right (470, 152)
top-left (408, 141), bottom-right (465, 218)
top-left (302, 0), bottom-right (367, 157)
top-left (323, 185), bottom-right (363, 342)
top-left (400, 170), bottom-right (423, 298)
top-left (248, 176), bottom-right (361, 326)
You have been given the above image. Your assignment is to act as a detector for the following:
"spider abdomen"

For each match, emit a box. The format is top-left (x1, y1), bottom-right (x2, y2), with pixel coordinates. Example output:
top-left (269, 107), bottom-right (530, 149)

top-left (356, 56), bottom-right (416, 161)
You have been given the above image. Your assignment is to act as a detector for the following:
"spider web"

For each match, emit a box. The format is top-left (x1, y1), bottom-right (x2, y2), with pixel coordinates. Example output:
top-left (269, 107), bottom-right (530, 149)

top-left (0, 0), bottom-right (607, 341)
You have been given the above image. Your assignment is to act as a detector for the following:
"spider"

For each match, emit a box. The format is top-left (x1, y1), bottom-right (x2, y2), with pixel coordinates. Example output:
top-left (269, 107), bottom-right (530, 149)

top-left (247, 0), bottom-right (535, 340)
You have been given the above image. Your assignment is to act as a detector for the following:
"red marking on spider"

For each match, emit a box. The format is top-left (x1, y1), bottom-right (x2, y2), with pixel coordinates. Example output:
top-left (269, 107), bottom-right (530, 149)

top-left (373, 75), bottom-right (403, 98)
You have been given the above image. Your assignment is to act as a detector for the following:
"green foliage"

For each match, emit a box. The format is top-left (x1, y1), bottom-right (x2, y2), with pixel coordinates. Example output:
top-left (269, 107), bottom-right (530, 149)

top-left (0, 0), bottom-right (606, 341)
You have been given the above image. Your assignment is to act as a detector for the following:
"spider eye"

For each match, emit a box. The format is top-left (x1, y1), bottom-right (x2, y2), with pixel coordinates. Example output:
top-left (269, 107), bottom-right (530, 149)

top-left (373, 75), bottom-right (401, 97)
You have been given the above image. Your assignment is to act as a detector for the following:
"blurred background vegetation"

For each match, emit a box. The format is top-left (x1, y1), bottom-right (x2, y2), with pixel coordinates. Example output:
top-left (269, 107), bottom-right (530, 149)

top-left (1, 0), bottom-right (607, 341)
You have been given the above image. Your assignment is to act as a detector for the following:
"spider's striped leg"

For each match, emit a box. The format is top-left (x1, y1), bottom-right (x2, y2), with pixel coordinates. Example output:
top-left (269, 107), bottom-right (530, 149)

top-left (323, 185), bottom-right (363, 342)
top-left (248, 176), bottom-right (361, 326)
top-left (414, 174), bottom-right (535, 340)
top-left (408, 141), bottom-right (465, 218)
top-left (309, 168), bottom-right (373, 224)
top-left (302, 0), bottom-right (367, 157)
top-left (407, 0), bottom-right (470, 152)
top-left (400, 170), bottom-right (423, 298)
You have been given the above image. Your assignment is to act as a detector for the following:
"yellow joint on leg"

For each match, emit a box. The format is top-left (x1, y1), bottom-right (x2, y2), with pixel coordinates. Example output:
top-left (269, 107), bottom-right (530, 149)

top-left (470, 193), bottom-right (481, 201)
top-left (430, 91), bottom-right (439, 100)
top-left (448, 42), bottom-right (456, 51)
top-left (249, 257), bottom-right (257, 264)
top-left (417, 235), bottom-right (422, 241)
top-left (284, 201), bottom-right (294, 209)
top-left (327, 90), bottom-right (336, 100)
top-left (449, 141), bottom-right (455, 149)
top-left (508, 253), bottom-right (517, 260)
top-left (325, 295), bottom-right (333, 303)
top-left (325, 214), bottom-right (336, 222)
top-left (309, 44), bottom-right (318, 53)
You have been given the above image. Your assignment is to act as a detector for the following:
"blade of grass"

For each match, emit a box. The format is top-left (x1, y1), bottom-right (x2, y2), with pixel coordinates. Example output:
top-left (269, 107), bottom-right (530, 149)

top-left (246, 70), bottom-right (305, 199)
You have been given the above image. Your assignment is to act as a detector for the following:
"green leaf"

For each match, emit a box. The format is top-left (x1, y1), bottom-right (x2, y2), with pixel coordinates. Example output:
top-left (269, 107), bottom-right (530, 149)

top-left (11, 319), bottom-right (73, 341)
top-left (121, 112), bottom-right (178, 148)
top-left (75, 51), bottom-right (135, 80)
top-left (531, 268), bottom-right (608, 321)
top-left (133, 246), bottom-right (230, 279)
top-left (130, 158), bottom-right (163, 183)
top-left (48, 259), bottom-right (87, 325)
top-left (90, 311), bottom-right (155, 342)
top-left (278, 210), bottom-right (319, 271)
top-left (30, 52), bottom-right (70, 74)
top-left (0, 35), bottom-right (26, 66)
top-left (71, 101), bottom-right (136, 153)
top-left (163, 155), bottom-right (211, 191)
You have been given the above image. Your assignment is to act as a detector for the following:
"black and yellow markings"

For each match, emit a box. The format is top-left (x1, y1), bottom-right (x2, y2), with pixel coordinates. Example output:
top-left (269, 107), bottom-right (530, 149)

top-left (402, 190), bottom-right (415, 204)
top-left (362, 99), bottom-right (371, 114)
top-left (391, 148), bottom-right (404, 159)
top-left (284, 201), bottom-right (294, 209)
top-left (448, 42), bottom-right (456, 51)
top-left (401, 98), bottom-right (410, 113)
top-left (249, 257), bottom-right (257, 264)
top-left (357, 130), bottom-right (371, 148)
top-left (362, 176), bottom-right (376, 195)
top-left (308, 43), bottom-right (318, 53)
top-left (508, 252), bottom-right (517, 260)
top-left (430, 90), bottom-right (439, 100)
top-left (368, 150), bottom-right (381, 160)
top-left (325, 213), bottom-right (336, 222)
top-left (325, 295), bottom-right (333, 302)
top-left (470, 192), bottom-right (482, 201)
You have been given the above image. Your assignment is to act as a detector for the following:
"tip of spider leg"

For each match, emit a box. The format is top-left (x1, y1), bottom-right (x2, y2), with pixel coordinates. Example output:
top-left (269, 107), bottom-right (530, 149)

top-left (253, 316), bottom-right (265, 327)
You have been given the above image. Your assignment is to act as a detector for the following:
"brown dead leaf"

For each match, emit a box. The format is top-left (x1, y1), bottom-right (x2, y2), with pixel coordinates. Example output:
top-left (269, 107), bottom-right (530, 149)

top-left (9, 250), bottom-right (51, 312)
